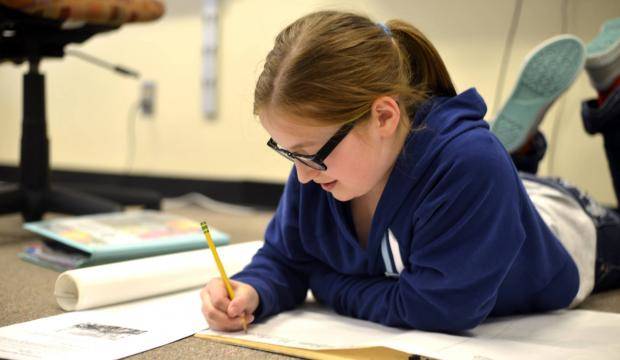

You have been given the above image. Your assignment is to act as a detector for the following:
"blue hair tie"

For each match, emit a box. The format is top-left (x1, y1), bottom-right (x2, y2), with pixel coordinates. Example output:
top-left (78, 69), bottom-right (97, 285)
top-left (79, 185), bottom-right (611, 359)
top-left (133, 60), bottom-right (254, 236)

top-left (378, 22), bottom-right (392, 37)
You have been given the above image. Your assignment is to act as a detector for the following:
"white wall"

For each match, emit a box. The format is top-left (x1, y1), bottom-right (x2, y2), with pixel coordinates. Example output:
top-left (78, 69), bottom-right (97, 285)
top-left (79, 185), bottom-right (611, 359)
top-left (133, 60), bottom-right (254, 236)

top-left (1, 0), bottom-right (619, 204)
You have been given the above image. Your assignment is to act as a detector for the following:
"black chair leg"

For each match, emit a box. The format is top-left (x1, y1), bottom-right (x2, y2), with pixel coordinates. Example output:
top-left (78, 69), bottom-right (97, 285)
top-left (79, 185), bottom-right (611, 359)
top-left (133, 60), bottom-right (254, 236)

top-left (0, 183), bottom-right (22, 215)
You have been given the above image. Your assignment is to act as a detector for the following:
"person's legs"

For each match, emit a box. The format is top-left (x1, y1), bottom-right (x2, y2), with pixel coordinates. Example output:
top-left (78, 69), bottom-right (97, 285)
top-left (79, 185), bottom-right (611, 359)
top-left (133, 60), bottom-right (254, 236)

top-left (603, 129), bottom-right (620, 209)
top-left (583, 81), bottom-right (620, 295)
top-left (593, 218), bottom-right (620, 293)
top-left (581, 17), bottom-right (620, 209)
top-left (499, 17), bottom-right (620, 200)
top-left (521, 172), bottom-right (620, 294)
top-left (582, 87), bottom-right (620, 209)
top-left (581, 17), bottom-right (620, 293)
top-left (510, 131), bottom-right (547, 174)
top-left (499, 18), bottom-right (620, 293)
top-left (565, 185), bottom-right (620, 294)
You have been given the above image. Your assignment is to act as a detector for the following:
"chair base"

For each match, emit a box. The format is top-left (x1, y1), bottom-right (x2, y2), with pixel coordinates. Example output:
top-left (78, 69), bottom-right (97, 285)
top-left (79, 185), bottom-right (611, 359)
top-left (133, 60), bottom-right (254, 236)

top-left (0, 182), bottom-right (160, 222)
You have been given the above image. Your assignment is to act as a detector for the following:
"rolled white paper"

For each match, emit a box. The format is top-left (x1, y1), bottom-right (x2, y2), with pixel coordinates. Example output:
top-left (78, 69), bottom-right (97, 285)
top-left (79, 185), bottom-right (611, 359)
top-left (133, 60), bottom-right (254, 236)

top-left (54, 241), bottom-right (262, 311)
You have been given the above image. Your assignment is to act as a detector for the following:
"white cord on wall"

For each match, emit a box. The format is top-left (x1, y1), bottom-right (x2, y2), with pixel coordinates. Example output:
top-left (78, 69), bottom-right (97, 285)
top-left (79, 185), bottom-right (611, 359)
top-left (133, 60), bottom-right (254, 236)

top-left (491, 0), bottom-right (524, 117)
top-left (546, 0), bottom-right (571, 176)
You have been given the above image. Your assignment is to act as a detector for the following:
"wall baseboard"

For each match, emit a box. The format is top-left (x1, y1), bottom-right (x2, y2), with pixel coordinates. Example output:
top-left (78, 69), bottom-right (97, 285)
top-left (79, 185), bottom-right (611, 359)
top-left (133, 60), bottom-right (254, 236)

top-left (0, 165), bottom-right (284, 209)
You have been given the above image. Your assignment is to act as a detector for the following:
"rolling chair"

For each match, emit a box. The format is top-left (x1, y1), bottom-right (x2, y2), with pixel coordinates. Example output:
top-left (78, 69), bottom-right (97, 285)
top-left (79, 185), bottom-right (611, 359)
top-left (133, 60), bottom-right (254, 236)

top-left (0, 0), bottom-right (165, 221)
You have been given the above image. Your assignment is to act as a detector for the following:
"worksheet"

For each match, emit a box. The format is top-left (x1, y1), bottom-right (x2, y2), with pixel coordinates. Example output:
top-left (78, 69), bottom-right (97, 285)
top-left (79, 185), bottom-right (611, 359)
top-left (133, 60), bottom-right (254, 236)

top-left (0, 289), bottom-right (205, 360)
top-left (199, 303), bottom-right (620, 360)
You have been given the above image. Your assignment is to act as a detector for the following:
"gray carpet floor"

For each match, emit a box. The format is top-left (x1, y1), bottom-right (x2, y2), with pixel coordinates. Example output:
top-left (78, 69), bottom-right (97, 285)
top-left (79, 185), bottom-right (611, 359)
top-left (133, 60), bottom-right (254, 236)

top-left (1, 204), bottom-right (619, 359)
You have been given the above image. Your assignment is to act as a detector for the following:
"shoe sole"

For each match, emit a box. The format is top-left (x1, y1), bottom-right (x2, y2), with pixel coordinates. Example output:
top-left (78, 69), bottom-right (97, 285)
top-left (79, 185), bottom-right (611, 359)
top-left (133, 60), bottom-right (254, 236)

top-left (491, 35), bottom-right (585, 153)
top-left (586, 17), bottom-right (620, 91)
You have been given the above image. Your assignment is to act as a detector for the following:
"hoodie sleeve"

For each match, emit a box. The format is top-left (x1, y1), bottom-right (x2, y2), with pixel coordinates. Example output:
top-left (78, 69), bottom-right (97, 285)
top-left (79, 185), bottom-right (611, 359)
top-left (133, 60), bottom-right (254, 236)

top-left (309, 136), bottom-right (527, 332)
top-left (232, 169), bottom-right (315, 321)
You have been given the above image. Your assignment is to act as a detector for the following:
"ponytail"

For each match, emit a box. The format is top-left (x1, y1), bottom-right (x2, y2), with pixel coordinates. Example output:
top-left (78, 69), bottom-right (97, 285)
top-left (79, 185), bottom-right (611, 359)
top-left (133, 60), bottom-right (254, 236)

top-left (388, 20), bottom-right (457, 98)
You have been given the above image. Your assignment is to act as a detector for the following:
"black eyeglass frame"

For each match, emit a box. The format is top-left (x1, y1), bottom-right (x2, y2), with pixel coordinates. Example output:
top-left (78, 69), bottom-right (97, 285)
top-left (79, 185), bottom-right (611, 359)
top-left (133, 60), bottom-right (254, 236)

top-left (266, 121), bottom-right (357, 171)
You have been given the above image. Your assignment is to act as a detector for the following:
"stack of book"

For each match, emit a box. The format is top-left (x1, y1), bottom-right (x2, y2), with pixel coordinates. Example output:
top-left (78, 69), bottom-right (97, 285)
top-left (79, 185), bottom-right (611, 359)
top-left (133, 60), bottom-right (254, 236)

top-left (20, 210), bottom-right (230, 271)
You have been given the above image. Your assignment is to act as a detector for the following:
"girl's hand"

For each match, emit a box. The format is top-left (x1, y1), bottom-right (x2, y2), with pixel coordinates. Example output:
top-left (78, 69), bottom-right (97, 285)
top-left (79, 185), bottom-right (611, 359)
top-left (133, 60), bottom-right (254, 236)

top-left (200, 278), bottom-right (259, 332)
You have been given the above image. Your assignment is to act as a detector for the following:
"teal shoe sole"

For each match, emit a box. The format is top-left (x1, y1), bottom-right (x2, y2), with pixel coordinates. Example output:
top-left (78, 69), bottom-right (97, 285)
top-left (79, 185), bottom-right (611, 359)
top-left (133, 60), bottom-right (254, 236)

top-left (491, 35), bottom-right (585, 153)
top-left (586, 17), bottom-right (620, 91)
top-left (587, 17), bottom-right (620, 61)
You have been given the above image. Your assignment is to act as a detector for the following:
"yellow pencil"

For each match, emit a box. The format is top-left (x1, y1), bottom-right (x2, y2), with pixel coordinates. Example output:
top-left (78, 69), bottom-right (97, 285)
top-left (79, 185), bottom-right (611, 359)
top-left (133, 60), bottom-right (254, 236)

top-left (200, 221), bottom-right (248, 333)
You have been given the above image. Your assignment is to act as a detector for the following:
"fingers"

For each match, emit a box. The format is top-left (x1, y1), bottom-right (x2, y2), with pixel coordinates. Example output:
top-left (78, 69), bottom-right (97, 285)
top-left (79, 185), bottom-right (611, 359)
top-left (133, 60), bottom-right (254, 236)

top-left (206, 278), bottom-right (231, 312)
top-left (200, 279), bottom-right (256, 332)
top-left (227, 281), bottom-right (259, 318)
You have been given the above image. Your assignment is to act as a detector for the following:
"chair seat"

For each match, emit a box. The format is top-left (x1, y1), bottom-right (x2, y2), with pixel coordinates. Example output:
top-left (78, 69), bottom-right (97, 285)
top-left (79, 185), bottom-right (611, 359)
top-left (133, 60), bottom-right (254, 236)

top-left (0, 5), bottom-right (119, 63)
top-left (0, 0), bottom-right (164, 25)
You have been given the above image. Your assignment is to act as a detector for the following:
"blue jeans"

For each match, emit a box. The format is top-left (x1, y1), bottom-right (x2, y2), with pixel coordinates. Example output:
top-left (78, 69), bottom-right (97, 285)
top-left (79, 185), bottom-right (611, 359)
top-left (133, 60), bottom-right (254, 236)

top-left (511, 90), bottom-right (620, 293)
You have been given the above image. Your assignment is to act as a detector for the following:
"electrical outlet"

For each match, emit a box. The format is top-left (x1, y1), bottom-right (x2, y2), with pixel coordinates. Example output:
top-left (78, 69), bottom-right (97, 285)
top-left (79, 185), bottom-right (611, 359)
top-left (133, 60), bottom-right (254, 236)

top-left (140, 80), bottom-right (156, 117)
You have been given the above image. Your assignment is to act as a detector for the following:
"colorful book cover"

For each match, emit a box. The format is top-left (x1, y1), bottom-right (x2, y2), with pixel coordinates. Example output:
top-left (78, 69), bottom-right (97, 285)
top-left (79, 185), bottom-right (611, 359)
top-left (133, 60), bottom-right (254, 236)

top-left (19, 210), bottom-right (230, 270)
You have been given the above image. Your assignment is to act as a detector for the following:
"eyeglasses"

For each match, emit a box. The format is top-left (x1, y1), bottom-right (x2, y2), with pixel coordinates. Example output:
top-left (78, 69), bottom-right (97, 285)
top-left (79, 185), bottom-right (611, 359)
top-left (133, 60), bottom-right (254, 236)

top-left (267, 121), bottom-right (357, 171)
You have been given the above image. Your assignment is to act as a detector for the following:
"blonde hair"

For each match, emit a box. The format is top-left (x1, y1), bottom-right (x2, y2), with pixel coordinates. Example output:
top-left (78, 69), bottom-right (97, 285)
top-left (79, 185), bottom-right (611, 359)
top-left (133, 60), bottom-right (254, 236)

top-left (254, 11), bottom-right (456, 130)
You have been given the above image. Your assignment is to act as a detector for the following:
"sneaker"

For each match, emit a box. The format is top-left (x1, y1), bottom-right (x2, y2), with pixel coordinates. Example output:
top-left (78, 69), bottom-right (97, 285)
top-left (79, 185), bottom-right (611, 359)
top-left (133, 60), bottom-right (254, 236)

top-left (585, 17), bottom-right (620, 92)
top-left (491, 35), bottom-right (585, 153)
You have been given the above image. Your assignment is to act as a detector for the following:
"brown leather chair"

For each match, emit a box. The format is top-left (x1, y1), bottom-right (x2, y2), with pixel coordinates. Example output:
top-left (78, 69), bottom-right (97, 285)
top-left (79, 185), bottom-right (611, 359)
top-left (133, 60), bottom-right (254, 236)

top-left (0, 0), bottom-right (165, 221)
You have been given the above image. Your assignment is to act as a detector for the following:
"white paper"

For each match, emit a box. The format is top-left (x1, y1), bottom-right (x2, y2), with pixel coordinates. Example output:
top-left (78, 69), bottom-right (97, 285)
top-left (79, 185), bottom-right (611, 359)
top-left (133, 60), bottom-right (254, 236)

top-left (200, 301), bottom-right (620, 360)
top-left (55, 240), bottom-right (262, 310)
top-left (0, 289), bottom-right (205, 360)
top-left (203, 299), bottom-right (405, 350)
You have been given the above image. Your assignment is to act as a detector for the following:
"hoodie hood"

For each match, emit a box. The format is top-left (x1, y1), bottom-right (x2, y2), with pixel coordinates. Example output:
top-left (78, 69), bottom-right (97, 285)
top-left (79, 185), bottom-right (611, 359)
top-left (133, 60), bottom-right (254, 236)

top-left (364, 88), bottom-right (492, 253)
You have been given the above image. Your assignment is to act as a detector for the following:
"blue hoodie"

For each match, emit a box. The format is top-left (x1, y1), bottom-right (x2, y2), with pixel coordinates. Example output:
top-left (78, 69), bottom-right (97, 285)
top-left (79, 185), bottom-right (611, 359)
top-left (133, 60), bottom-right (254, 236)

top-left (233, 88), bottom-right (579, 332)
